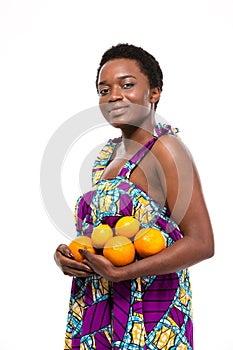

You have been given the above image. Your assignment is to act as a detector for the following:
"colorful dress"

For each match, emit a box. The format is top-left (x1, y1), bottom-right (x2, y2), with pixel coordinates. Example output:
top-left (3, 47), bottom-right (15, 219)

top-left (64, 124), bottom-right (193, 350)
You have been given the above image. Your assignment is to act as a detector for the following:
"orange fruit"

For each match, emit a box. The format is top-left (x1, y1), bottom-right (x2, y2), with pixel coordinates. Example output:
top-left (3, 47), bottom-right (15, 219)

top-left (115, 216), bottom-right (140, 238)
top-left (91, 224), bottom-right (113, 248)
top-left (103, 236), bottom-right (135, 266)
top-left (68, 236), bottom-right (96, 262)
top-left (134, 228), bottom-right (166, 258)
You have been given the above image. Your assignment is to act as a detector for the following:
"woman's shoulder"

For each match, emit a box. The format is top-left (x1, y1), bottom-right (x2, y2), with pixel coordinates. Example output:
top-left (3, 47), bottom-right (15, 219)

top-left (153, 123), bottom-right (193, 166)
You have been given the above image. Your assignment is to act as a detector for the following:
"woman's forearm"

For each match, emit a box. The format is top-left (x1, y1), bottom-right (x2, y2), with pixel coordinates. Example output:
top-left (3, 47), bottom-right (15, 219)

top-left (114, 235), bottom-right (214, 282)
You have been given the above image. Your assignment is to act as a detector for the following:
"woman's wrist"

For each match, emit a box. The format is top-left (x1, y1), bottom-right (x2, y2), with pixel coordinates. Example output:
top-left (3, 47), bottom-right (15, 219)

top-left (111, 263), bottom-right (136, 282)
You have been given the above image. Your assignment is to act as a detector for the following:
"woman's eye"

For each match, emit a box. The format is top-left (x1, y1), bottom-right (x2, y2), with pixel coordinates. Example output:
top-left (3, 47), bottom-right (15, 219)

top-left (99, 88), bottom-right (109, 96)
top-left (123, 82), bottom-right (134, 89)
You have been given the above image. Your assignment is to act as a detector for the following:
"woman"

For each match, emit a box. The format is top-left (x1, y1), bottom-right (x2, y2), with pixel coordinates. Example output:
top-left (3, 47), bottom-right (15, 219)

top-left (54, 43), bottom-right (214, 349)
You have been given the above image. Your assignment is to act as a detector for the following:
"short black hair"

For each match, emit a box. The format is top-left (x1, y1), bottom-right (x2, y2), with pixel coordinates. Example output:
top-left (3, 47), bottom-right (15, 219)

top-left (96, 43), bottom-right (163, 92)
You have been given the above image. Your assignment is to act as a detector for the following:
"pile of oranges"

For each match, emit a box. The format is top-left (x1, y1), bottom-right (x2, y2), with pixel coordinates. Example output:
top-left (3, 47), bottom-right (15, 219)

top-left (68, 216), bottom-right (166, 266)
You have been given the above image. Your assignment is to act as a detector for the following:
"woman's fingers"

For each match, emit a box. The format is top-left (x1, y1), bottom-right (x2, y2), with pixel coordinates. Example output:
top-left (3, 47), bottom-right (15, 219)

top-left (62, 265), bottom-right (94, 277)
top-left (56, 243), bottom-right (74, 258)
top-left (54, 246), bottom-right (95, 277)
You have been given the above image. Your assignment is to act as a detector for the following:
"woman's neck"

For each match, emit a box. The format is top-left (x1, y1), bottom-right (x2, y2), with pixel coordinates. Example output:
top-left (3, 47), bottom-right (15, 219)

top-left (119, 123), bottom-right (156, 154)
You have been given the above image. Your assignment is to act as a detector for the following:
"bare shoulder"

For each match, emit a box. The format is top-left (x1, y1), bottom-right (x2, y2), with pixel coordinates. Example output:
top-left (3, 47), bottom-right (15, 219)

top-left (152, 134), bottom-right (193, 168)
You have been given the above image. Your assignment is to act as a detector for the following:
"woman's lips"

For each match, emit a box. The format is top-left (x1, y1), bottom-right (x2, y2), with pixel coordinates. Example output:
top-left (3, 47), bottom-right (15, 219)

top-left (108, 105), bottom-right (129, 117)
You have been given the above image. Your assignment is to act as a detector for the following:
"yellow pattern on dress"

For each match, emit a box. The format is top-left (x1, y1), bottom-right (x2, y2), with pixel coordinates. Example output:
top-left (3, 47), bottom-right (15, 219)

top-left (91, 277), bottom-right (109, 302)
top-left (64, 332), bottom-right (72, 349)
top-left (131, 315), bottom-right (146, 346)
top-left (154, 325), bottom-right (176, 348)
top-left (73, 298), bottom-right (85, 321)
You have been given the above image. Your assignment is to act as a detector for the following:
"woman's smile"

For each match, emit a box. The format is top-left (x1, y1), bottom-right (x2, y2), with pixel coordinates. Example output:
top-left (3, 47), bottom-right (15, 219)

top-left (108, 103), bottom-right (129, 117)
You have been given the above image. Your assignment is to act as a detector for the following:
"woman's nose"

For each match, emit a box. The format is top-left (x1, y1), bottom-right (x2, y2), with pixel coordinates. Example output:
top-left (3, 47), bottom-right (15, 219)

top-left (109, 86), bottom-right (123, 102)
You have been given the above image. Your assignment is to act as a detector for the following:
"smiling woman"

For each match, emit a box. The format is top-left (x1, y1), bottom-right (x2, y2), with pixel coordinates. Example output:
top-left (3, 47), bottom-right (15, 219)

top-left (54, 43), bottom-right (214, 349)
top-left (98, 58), bottom-right (160, 130)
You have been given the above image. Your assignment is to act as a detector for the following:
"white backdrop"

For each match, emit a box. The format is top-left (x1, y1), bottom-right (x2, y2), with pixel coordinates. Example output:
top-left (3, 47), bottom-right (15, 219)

top-left (1, 1), bottom-right (232, 349)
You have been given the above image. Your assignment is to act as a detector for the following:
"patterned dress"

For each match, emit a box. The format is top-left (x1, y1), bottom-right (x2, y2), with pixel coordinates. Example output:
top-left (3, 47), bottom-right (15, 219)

top-left (64, 124), bottom-right (193, 350)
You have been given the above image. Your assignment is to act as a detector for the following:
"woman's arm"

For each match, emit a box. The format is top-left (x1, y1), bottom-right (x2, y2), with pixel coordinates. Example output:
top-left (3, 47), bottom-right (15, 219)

top-left (81, 135), bottom-right (214, 282)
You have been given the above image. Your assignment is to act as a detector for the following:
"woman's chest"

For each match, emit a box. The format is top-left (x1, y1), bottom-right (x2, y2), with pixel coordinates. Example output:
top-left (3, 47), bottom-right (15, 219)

top-left (100, 156), bottom-right (165, 206)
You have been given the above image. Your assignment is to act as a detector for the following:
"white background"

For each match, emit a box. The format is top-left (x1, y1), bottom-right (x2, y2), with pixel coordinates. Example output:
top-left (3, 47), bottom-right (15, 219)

top-left (1, 1), bottom-right (233, 349)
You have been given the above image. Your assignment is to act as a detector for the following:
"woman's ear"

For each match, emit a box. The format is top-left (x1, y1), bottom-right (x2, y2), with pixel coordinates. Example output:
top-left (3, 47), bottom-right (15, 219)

top-left (150, 87), bottom-right (161, 103)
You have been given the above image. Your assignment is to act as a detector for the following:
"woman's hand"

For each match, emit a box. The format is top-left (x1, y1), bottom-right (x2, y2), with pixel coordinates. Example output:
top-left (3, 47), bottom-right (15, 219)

top-left (54, 244), bottom-right (95, 278)
top-left (80, 249), bottom-right (121, 282)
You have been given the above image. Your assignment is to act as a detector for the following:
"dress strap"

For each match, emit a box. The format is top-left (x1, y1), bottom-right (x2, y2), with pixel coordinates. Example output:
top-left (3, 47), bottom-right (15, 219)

top-left (117, 136), bottom-right (157, 179)
top-left (92, 137), bottom-right (121, 185)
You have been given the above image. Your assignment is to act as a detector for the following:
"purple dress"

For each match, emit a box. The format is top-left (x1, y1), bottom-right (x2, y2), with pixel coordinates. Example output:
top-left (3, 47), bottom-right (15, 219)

top-left (64, 125), bottom-right (193, 349)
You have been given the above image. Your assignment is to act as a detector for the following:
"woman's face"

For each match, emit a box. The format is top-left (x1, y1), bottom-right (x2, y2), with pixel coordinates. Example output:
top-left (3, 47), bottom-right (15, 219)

top-left (97, 58), bottom-right (160, 129)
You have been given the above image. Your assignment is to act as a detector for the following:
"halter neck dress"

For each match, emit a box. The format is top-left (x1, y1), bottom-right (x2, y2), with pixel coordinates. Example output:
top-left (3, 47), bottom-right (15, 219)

top-left (64, 124), bottom-right (193, 350)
